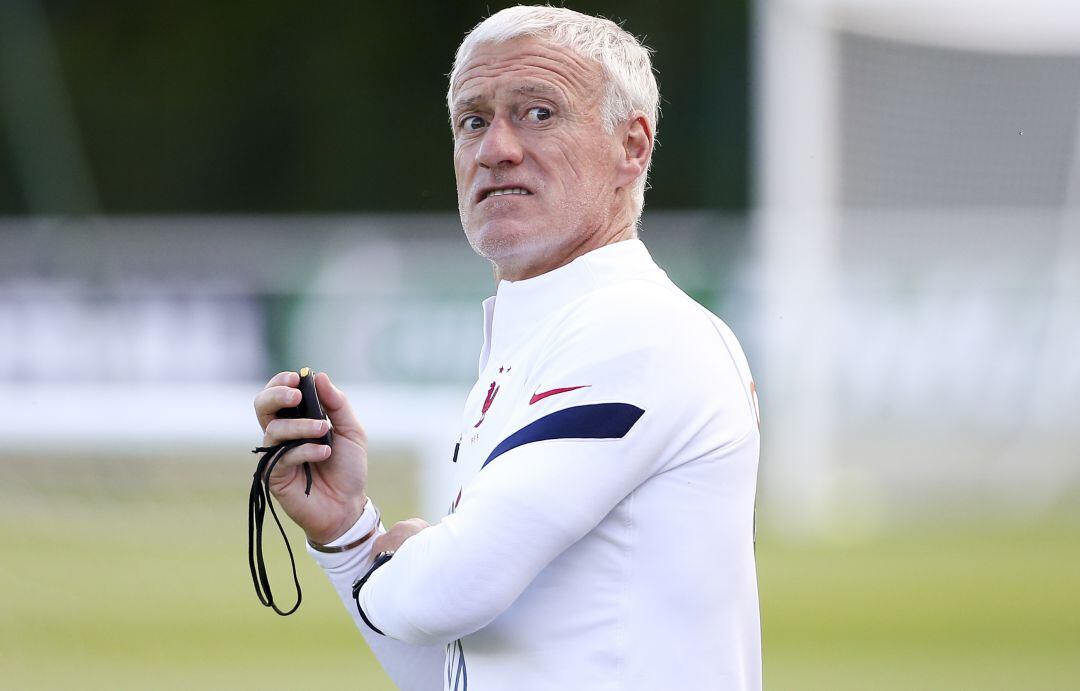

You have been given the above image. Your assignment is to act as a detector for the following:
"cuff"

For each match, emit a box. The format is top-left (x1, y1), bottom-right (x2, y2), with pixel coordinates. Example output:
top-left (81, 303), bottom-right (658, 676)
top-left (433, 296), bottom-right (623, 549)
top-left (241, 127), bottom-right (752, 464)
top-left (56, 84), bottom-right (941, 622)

top-left (306, 497), bottom-right (384, 574)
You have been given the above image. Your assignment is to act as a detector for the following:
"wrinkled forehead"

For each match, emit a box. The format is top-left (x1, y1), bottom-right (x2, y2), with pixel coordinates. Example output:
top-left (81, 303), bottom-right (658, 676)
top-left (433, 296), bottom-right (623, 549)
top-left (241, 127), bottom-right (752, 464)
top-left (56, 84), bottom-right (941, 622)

top-left (449, 37), bottom-right (604, 112)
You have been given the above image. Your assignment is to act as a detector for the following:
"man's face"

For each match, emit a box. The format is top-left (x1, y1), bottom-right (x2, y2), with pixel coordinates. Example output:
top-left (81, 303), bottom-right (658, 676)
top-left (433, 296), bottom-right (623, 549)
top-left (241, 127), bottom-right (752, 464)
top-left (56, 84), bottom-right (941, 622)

top-left (451, 38), bottom-right (627, 280)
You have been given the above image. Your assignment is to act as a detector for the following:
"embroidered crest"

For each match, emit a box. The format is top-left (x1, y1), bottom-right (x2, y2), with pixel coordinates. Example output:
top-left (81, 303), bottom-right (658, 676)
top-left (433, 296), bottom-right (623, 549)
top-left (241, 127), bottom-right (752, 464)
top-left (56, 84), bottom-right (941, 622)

top-left (473, 380), bottom-right (500, 428)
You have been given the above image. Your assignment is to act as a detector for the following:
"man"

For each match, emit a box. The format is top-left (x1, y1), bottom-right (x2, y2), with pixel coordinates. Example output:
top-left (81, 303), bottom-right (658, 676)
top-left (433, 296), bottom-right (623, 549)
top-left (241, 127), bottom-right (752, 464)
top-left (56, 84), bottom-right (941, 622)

top-left (253, 6), bottom-right (761, 690)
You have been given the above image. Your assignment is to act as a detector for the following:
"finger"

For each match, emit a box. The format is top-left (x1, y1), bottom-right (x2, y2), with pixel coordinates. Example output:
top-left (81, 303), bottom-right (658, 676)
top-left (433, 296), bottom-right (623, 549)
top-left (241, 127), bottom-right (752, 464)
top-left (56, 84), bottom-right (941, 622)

top-left (386, 519), bottom-right (428, 541)
top-left (254, 385), bottom-right (303, 430)
top-left (263, 417), bottom-right (331, 447)
top-left (372, 520), bottom-right (428, 555)
top-left (400, 518), bottom-right (430, 532)
top-left (268, 441), bottom-right (332, 473)
top-left (264, 371), bottom-right (300, 390)
top-left (371, 534), bottom-right (391, 556)
top-left (314, 372), bottom-right (366, 439)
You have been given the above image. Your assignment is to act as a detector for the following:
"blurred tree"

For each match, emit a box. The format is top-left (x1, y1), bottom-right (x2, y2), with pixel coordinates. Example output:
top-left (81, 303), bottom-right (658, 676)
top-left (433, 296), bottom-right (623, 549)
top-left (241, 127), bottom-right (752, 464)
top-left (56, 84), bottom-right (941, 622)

top-left (0, 0), bottom-right (748, 214)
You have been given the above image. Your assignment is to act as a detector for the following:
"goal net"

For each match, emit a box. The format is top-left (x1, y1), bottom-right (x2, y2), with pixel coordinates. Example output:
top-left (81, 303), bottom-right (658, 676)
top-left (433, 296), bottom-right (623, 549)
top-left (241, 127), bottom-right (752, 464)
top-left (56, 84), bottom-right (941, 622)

top-left (756, 0), bottom-right (1080, 533)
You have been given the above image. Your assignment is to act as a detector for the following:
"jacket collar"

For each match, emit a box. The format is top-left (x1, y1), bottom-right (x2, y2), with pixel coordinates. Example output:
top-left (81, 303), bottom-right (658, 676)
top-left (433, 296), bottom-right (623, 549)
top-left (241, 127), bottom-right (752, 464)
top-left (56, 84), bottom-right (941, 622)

top-left (478, 239), bottom-right (663, 373)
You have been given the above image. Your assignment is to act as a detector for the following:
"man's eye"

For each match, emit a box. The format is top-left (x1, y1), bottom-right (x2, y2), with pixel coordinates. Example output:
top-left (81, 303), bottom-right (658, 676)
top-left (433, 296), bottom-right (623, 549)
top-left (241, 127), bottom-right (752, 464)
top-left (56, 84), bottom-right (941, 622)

top-left (460, 115), bottom-right (487, 131)
top-left (524, 106), bottom-right (553, 123)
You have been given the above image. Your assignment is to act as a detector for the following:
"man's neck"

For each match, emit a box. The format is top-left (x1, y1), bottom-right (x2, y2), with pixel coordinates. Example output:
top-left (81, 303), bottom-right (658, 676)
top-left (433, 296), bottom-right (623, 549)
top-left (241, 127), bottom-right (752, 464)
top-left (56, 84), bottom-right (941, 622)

top-left (492, 223), bottom-right (638, 283)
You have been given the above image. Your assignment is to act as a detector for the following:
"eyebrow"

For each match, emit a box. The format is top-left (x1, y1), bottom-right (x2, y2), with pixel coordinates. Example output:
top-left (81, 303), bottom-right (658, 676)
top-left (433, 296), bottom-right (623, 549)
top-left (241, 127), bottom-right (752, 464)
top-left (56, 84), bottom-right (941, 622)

top-left (452, 94), bottom-right (484, 113)
top-left (452, 83), bottom-right (561, 114)
top-left (513, 83), bottom-right (559, 97)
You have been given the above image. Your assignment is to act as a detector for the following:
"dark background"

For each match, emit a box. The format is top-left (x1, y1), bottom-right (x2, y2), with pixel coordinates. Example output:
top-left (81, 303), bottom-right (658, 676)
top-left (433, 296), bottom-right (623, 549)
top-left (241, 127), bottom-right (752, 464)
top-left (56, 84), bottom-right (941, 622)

top-left (0, 0), bottom-right (750, 215)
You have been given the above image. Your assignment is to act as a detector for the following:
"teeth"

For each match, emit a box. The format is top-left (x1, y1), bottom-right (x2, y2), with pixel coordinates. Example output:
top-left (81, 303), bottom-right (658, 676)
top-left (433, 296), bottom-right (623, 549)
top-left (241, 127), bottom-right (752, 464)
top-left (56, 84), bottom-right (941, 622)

top-left (486, 187), bottom-right (531, 199)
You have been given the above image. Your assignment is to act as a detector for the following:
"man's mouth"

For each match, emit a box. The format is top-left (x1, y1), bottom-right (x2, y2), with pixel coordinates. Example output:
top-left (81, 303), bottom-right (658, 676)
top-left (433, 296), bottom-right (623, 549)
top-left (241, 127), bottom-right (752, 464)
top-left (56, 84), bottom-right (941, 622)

top-left (479, 186), bottom-right (533, 202)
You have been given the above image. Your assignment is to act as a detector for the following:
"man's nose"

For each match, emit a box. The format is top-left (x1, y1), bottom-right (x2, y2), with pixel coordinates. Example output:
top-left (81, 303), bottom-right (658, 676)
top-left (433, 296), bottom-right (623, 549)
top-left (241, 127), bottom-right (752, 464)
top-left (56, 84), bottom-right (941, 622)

top-left (476, 118), bottom-right (523, 169)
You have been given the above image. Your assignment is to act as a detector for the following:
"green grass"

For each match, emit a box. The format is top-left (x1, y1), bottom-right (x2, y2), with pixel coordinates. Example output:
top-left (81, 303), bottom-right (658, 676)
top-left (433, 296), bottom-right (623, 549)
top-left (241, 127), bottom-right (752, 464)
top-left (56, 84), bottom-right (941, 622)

top-left (758, 522), bottom-right (1080, 690)
top-left (2, 456), bottom-right (1077, 690)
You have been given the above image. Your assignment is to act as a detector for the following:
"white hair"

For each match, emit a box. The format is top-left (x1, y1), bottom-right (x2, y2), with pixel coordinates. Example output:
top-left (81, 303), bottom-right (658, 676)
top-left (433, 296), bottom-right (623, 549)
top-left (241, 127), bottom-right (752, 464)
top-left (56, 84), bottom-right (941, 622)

top-left (448, 5), bottom-right (660, 220)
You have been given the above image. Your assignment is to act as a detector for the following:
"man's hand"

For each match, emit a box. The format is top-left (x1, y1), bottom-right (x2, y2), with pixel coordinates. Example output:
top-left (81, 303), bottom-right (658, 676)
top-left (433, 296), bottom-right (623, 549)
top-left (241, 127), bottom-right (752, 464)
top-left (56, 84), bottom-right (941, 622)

top-left (372, 518), bottom-right (430, 557)
top-left (253, 371), bottom-right (369, 544)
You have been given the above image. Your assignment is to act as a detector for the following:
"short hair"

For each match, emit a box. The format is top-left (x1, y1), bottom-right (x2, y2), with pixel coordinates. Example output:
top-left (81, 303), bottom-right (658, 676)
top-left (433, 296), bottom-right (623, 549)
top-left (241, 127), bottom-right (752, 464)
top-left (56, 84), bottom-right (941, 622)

top-left (448, 5), bottom-right (660, 220)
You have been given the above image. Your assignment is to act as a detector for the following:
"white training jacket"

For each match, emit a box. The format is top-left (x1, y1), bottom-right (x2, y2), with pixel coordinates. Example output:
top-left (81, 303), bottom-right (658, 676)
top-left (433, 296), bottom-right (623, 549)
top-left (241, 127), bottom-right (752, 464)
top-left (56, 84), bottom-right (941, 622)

top-left (309, 239), bottom-right (761, 690)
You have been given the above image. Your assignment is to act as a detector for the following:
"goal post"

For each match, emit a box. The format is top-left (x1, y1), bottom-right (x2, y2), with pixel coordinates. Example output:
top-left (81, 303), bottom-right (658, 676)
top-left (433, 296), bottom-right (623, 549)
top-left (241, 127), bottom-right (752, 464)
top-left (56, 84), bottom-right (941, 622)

top-left (754, 0), bottom-right (1080, 534)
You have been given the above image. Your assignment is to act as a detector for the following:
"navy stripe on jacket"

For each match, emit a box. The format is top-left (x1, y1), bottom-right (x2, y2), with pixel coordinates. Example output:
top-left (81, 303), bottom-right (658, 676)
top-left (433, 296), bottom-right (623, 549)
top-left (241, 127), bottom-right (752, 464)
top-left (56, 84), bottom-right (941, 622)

top-left (483, 403), bottom-right (645, 468)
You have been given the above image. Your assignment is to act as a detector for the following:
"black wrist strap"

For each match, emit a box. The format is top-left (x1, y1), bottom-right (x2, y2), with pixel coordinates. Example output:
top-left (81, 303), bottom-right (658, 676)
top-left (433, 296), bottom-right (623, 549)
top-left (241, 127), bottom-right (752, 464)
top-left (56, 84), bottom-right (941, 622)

top-left (248, 442), bottom-right (314, 616)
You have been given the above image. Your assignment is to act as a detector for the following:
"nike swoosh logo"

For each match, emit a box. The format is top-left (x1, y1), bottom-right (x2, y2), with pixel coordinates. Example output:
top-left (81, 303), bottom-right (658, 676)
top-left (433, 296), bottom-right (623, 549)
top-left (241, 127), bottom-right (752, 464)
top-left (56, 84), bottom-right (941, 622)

top-left (529, 385), bottom-right (590, 405)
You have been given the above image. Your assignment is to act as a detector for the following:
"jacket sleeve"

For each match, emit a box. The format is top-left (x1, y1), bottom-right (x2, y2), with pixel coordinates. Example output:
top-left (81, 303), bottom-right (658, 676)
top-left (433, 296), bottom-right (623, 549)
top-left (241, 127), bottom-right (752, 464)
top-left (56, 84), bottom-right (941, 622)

top-left (307, 498), bottom-right (445, 691)
top-left (354, 303), bottom-right (755, 646)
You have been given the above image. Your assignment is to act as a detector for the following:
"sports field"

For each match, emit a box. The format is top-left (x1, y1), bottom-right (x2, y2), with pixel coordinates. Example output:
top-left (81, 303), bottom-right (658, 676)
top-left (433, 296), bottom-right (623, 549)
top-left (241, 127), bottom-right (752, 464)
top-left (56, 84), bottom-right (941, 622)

top-left (2, 455), bottom-right (1077, 690)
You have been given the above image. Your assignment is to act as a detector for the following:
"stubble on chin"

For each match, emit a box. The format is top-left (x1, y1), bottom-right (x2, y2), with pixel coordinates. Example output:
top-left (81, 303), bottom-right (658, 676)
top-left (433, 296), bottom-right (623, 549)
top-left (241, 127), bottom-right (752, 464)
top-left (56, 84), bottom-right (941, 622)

top-left (461, 197), bottom-right (611, 275)
top-left (463, 217), bottom-right (543, 264)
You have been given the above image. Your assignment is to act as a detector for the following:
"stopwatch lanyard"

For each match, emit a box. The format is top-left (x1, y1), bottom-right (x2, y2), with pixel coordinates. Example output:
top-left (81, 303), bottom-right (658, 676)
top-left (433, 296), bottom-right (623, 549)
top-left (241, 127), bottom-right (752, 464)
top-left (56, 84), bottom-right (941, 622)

top-left (248, 443), bottom-right (313, 616)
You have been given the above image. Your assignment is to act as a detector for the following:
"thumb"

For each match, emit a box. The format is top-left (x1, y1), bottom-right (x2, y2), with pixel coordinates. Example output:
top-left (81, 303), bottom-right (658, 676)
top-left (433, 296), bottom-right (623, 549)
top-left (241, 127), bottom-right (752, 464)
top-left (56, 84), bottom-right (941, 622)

top-left (314, 372), bottom-right (366, 440)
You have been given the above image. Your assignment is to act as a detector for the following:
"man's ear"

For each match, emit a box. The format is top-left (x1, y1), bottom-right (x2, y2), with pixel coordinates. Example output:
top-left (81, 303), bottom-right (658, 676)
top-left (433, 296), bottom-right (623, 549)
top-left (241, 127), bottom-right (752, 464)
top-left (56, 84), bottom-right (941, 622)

top-left (616, 114), bottom-right (654, 188)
